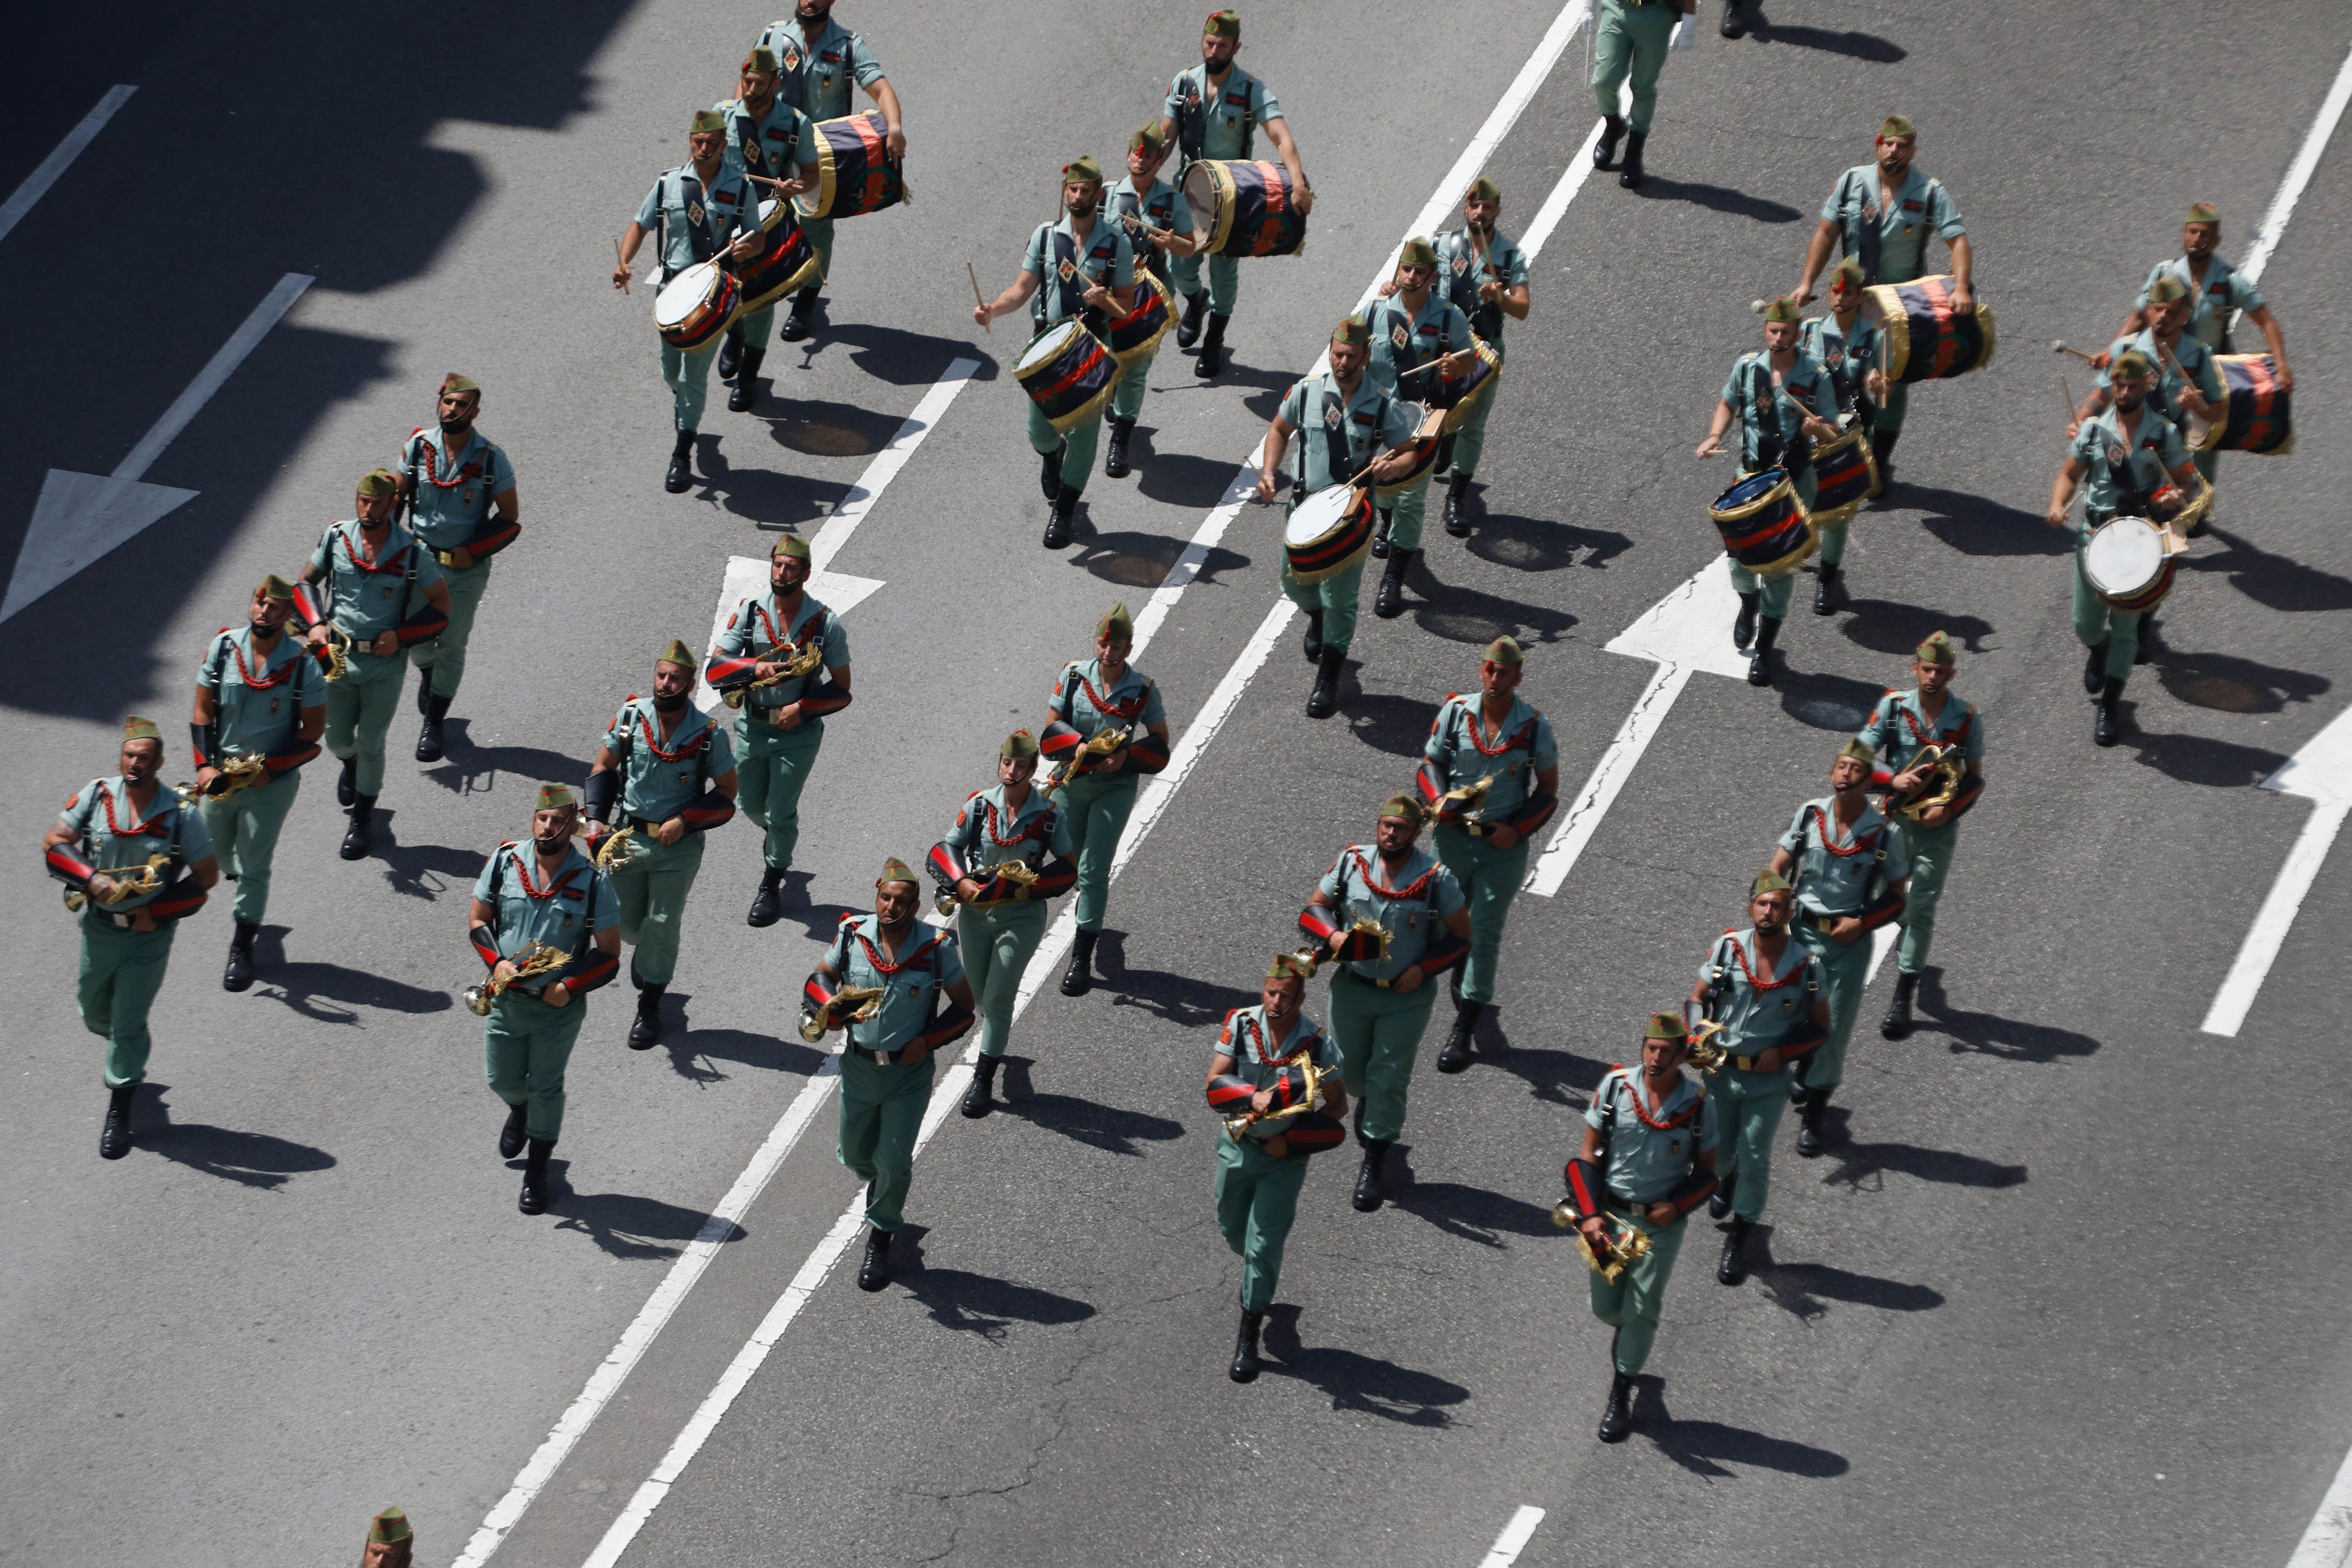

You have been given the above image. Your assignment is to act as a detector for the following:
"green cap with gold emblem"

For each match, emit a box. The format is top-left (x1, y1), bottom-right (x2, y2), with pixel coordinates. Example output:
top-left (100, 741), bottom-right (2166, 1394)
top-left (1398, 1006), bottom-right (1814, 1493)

top-left (1001, 729), bottom-right (1040, 760)
top-left (1331, 316), bottom-right (1371, 348)
top-left (536, 783), bottom-right (578, 813)
top-left (369, 1508), bottom-right (413, 1546)
top-left (2111, 347), bottom-right (2155, 380)
top-left (1062, 155), bottom-right (1103, 186)
top-left (1761, 295), bottom-right (1802, 323)
top-left (743, 45), bottom-right (780, 73)
top-left (1399, 237), bottom-right (1438, 269)
top-left (356, 467), bottom-right (401, 498)
top-left (1467, 175), bottom-right (1501, 202)
top-left (1268, 950), bottom-right (1314, 981)
top-left (257, 573), bottom-right (295, 603)
top-left (1378, 793), bottom-right (1425, 826)
top-left (2185, 201), bottom-right (2221, 225)
top-left (1483, 635), bottom-right (1523, 667)
top-left (122, 714), bottom-right (162, 745)
top-left (1205, 8), bottom-right (1241, 39)
top-left (1131, 122), bottom-right (1170, 156)
top-left (2147, 273), bottom-right (2190, 305)
top-left (1878, 114), bottom-right (1916, 140)
top-left (1830, 256), bottom-right (1866, 291)
top-left (1915, 629), bottom-right (1956, 666)
top-left (440, 372), bottom-right (479, 397)
top-left (690, 109), bottom-right (728, 135)
top-left (656, 638), bottom-right (696, 668)
top-left (770, 531), bottom-right (812, 561)
top-left (1097, 602), bottom-right (1134, 639)
top-left (878, 856), bottom-right (918, 887)
top-left (1838, 736), bottom-right (1877, 766)
top-left (1751, 869), bottom-right (1792, 897)
top-left (1643, 1011), bottom-right (1688, 1042)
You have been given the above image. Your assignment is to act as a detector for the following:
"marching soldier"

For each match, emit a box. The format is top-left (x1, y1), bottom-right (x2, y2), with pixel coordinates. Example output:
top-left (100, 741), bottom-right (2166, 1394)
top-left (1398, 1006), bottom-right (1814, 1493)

top-left (1298, 795), bottom-right (1470, 1212)
top-left (1429, 177), bottom-right (1530, 535)
top-left (702, 533), bottom-right (851, 927)
top-left (973, 156), bottom-right (1137, 549)
top-left (583, 641), bottom-right (741, 1052)
top-left (1561, 1013), bottom-right (1718, 1442)
top-left (1102, 122), bottom-right (1202, 480)
top-left (710, 46), bottom-right (821, 413)
top-left (2115, 202), bottom-right (2292, 371)
top-left (1205, 954), bottom-right (1349, 1382)
top-left (1155, 8), bottom-right (1312, 378)
top-left (43, 718), bottom-right (219, 1159)
top-left (1696, 298), bottom-right (1840, 684)
top-left (1792, 115), bottom-right (1973, 491)
top-left (359, 1506), bottom-right (413, 1568)
top-left (1689, 874), bottom-right (1828, 1287)
top-left (1765, 739), bottom-right (1910, 1157)
top-left (753, 0), bottom-right (908, 343)
top-left (1799, 256), bottom-right (1890, 544)
top-left (2044, 349), bottom-right (2201, 747)
top-left (934, 731), bottom-right (1078, 1119)
top-left (1254, 317), bottom-right (1425, 720)
top-left (1589, 0), bottom-right (1697, 191)
top-left (1356, 238), bottom-right (1476, 621)
top-left (802, 859), bottom-right (976, 1292)
top-left (396, 373), bottom-right (520, 763)
top-left (1415, 638), bottom-right (1559, 1073)
top-left (2075, 274), bottom-right (2222, 528)
top-left (1040, 603), bottom-right (1172, 997)
top-left (190, 575), bottom-right (326, 992)
top-left (613, 110), bottom-right (766, 494)
top-left (1857, 632), bottom-right (1985, 1039)
top-left (295, 469), bottom-right (452, 862)
top-left (466, 785), bottom-right (622, 1215)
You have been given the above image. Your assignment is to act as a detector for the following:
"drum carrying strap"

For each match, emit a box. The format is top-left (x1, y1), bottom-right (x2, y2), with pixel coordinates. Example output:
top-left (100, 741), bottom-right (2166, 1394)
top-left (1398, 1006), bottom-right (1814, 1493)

top-left (1842, 169), bottom-right (1883, 284)
top-left (1313, 381), bottom-right (1391, 489)
top-left (1746, 359), bottom-right (1813, 477)
top-left (2099, 420), bottom-right (2172, 516)
top-left (1444, 229), bottom-right (1506, 343)
top-left (657, 169), bottom-right (722, 280)
top-left (1039, 225), bottom-right (1114, 331)
top-left (1173, 65), bottom-right (1257, 165)
top-left (731, 102), bottom-right (797, 181)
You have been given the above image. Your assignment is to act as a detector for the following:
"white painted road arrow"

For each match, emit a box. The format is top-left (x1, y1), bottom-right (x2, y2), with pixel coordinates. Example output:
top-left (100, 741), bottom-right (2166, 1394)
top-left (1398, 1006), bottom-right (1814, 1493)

top-left (1, 272), bottom-right (313, 625)
top-left (2201, 702), bottom-right (2352, 1037)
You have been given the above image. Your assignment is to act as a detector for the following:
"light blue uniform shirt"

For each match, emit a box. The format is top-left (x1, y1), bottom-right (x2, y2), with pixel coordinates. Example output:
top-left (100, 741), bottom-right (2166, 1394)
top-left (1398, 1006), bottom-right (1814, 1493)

top-left (753, 17), bottom-right (886, 121)
top-left (1436, 224), bottom-right (1528, 347)
top-left (471, 841), bottom-right (617, 967)
top-left (1777, 797), bottom-right (1910, 917)
top-left (198, 627), bottom-right (326, 758)
top-left (1859, 689), bottom-right (1984, 776)
top-left (1315, 843), bottom-right (1467, 985)
top-left (825, 914), bottom-right (965, 1053)
top-left (712, 94), bottom-right (821, 190)
top-left (1215, 1004), bottom-right (1341, 1147)
top-left (633, 163), bottom-right (759, 280)
top-left (1165, 63), bottom-right (1282, 162)
top-left (1721, 350), bottom-right (1838, 470)
top-left (2095, 328), bottom-right (2221, 432)
top-left (603, 698), bottom-right (735, 822)
top-left (2069, 404), bottom-right (2187, 518)
top-left (1423, 693), bottom-right (1558, 822)
top-left (2138, 254), bottom-right (2264, 351)
top-left (1585, 1066), bottom-right (1717, 1204)
top-left (1357, 292), bottom-right (1471, 399)
top-left (1277, 371), bottom-right (1417, 494)
top-left (1820, 162), bottom-right (1965, 284)
top-left (714, 592), bottom-right (849, 716)
top-left (1022, 214), bottom-right (1134, 330)
top-left (1050, 658), bottom-right (1165, 742)
top-left (1700, 928), bottom-right (1824, 1051)
top-left (1107, 174), bottom-right (1197, 279)
top-left (1798, 313), bottom-right (1881, 413)
top-left (306, 520), bottom-right (444, 642)
top-left (57, 777), bottom-right (214, 912)
top-left (398, 426), bottom-right (516, 551)
top-left (942, 783), bottom-right (1074, 876)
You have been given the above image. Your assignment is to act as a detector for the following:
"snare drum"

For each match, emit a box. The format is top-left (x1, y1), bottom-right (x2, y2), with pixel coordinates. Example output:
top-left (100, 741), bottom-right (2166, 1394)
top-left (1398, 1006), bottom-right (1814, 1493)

top-left (733, 199), bottom-right (820, 314)
top-left (1864, 275), bottom-right (1996, 383)
top-left (2196, 354), bottom-right (2295, 455)
top-left (1102, 270), bottom-right (1174, 367)
top-left (1014, 319), bottom-right (1116, 435)
top-left (792, 111), bottom-right (907, 221)
top-left (1283, 485), bottom-right (1376, 584)
top-left (1432, 337), bottom-right (1503, 435)
top-left (1373, 405), bottom-right (1445, 503)
top-left (653, 261), bottom-right (741, 355)
top-left (2081, 515), bottom-right (2178, 611)
top-left (1710, 467), bottom-right (1816, 577)
top-left (1807, 422), bottom-right (1878, 528)
top-left (1181, 159), bottom-right (1309, 259)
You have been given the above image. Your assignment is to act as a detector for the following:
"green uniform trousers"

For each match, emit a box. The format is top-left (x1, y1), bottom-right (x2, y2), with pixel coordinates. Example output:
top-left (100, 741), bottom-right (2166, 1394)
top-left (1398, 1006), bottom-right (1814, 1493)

top-left (2072, 531), bottom-right (2142, 682)
top-left (608, 831), bottom-right (706, 988)
top-left (413, 558), bottom-right (492, 701)
top-left (1817, 516), bottom-right (1850, 568)
top-left (1448, 360), bottom-right (1502, 480)
top-left (1795, 919), bottom-right (1874, 1091)
top-left (79, 916), bottom-right (176, 1088)
top-left (838, 1047), bottom-right (935, 1231)
top-left (325, 649), bottom-right (409, 797)
top-left (959, 900), bottom-right (1050, 1059)
top-left (1110, 344), bottom-right (1155, 423)
top-left (1875, 381), bottom-right (1908, 435)
top-left (1588, 1203), bottom-right (1687, 1374)
top-left (734, 714), bottom-right (824, 872)
top-left (805, 215), bottom-right (835, 287)
top-left (1168, 252), bottom-right (1239, 317)
top-left (1027, 401), bottom-right (1102, 492)
top-left (661, 342), bottom-right (713, 432)
top-left (2192, 446), bottom-right (2218, 488)
top-left (1897, 819), bottom-right (1956, 975)
top-left (1385, 475), bottom-right (1433, 554)
top-left (1282, 556), bottom-right (1364, 655)
top-left (1727, 467), bottom-right (1814, 615)
top-left (1707, 1068), bottom-right (1790, 1223)
top-left (1056, 770), bottom-right (1138, 932)
top-left (1329, 969), bottom-right (1439, 1144)
top-left (201, 769), bottom-right (300, 926)
top-left (1432, 824), bottom-right (1527, 1006)
top-left (1215, 1131), bottom-right (1310, 1313)
top-left (485, 988), bottom-right (587, 1142)
top-left (1592, 1), bottom-right (1677, 133)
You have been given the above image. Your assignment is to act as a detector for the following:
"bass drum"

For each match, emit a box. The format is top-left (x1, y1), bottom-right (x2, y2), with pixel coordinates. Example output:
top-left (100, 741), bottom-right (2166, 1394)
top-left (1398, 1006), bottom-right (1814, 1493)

top-left (1864, 275), bottom-right (1996, 382)
top-left (733, 199), bottom-right (821, 314)
top-left (792, 110), bottom-right (907, 221)
top-left (2196, 354), bottom-right (2295, 454)
top-left (1180, 158), bottom-right (1309, 258)
top-left (1283, 484), bottom-right (1375, 584)
top-left (1102, 269), bottom-right (1174, 367)
top-left (1433, 337), bottom-right (1503, 435)
top-left (1807, 421), bottom-right (1878, 528)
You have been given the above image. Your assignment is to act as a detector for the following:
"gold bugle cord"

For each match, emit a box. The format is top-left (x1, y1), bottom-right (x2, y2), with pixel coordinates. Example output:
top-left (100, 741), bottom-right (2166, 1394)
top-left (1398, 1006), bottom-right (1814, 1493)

top-left (63, 852), bottom-right (170, 913)
top-left (462, 941), bottom-right (569, 1017)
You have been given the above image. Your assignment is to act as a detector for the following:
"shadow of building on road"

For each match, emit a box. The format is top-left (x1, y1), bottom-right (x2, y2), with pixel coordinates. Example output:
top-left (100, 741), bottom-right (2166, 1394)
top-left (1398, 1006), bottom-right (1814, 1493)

top-left (1635, 1380), bottom-right (1852, 1478)
top-left (550, 1180), bottom-right (743, 1262)
top-left (1913, 971), bottom-right (2101, 1065)
top-left (135, 1082), bottom-right (337, 1192)
top-left (892, 1229), bottom-right (1098, 1339)
top-left (1262, 1306), bottom-right (1470, 1426)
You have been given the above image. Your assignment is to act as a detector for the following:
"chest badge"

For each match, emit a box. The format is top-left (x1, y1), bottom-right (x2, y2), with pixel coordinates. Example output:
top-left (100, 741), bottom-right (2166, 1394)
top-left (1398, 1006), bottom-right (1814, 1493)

top-left (1322, 403), bottom-right (1343, 429)
top-left (1389, 323), bottom-right (1410, 350)
top-left (1057, 258), bottom-right (1078, 282)
top-left (687, 202), bottom-right (706, 226)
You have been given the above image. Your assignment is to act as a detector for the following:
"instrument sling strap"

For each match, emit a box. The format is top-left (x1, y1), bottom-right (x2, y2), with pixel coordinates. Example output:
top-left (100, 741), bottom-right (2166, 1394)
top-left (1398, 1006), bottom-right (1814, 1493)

top-left (1842, 168), bottom-right (1883, 284)
top-left (1316, 381), bottom-right (1389, 487)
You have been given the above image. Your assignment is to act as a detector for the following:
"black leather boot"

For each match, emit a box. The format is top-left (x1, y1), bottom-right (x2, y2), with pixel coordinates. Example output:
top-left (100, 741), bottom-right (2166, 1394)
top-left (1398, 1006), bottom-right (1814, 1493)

top-left (337, 754), bottom-right (357, 808)
top-left (1747, 616), bottom-right (1781, 686)
top-left (1194, 313), bottom-right (1229, 377)
top-left (1433, 434), bottom-right (1457, 477)
top-left (1306, 643), bottom-right (1345, 719)
top-left (1709, 1169), bottom-right (1737, 1220)
top-left (340, 795), bottom-right (377, 861)
top-left (1796, 1090), bottom-right (1831, 1157)
top-left (1813, 563), bottom-right (1843, 616)
top-left (1176, 289), bottom-right (1207, 349)
top-left (629, 983), bottom-right (665, 1051)
top-left (100, 1084), bottom-right (136, 1160)
top-left (1443, 472), bottom-right (1472, 536)
top-left (664, 429), bottom-right (695, 493)
top-left (2095, 676), bottom-right (2125, 747)
top-left (1043, 486), bottom-right (1080, 549)
top-left (1352, 1139), bottom-right (1391, 1212)
top-left (728, 347), bottom-right (765, 413)
top-left (718, 325), bottom-right (744, 383)
top-left (1104, 418), bottom-right (1135, 478)
top-left (416, 691), bottom-right (452, 763)
top-left (223, 920), bottom-right (259, 993)
top-left (857, 1225), bottom-right (893, 1291)
top-left (1229, 1308), bottom-right (1265, 1382)
top-left (1374, 548), bottom-right (1412, 619)
top-left (518, 1137), bottom-right (556, 1214)
top-left (780, 285), bottom-right (818, 342)
top-left (1436, 996), bottom-right (1482, 1073)
top-left (1369, 507), bottom-right (1391, 560)
top-left (1041, 442), bottom-right (1065, 500)
top-left (960, 1054), bottom-right (1001, 1119)
top-left (1717, 1216), bottom-right (1752, 1285)
top-left (414, 664), bottom-right (434, 716)
top-left (746, 866), bottom-right (785, 928)
top-left (1720, 0), bottom-right (1747, 36)
top-left (1598, 1370), bottom-right (1636, 1442)
top-left (1060, 928), bottom-right (1099, 997)
top-left (1594, 114), bottom-right (1627, 169)
top-left (499, 1102), bottom-right (527, 1160)
top-left (1618, 131), bottom-right (1647, 190)
top-left (1302, 609), bottom-right (1323, 664)
top-left (1880, 971), bottom-right (1918, 1039)
top-left (1733, 590), bottom-right (1759, 651)
top-left (2082, 639), bottom-right (2109, 694)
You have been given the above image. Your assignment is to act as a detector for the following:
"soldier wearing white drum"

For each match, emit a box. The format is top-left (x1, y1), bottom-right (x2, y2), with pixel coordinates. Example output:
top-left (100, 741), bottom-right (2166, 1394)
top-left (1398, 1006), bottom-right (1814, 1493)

top-left (1101, 122), bottom-right (1202, 482)
top-left (2072, 274), bottom-right (2221, 540)
top-left (1353, 238), bottom-right (1477, 623)
top-left (709, 46), bottom-right (821, 414)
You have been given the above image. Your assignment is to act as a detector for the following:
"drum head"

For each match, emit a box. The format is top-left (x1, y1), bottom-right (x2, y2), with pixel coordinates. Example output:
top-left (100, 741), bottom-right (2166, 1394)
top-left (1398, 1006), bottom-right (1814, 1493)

top-left (756, 198), bottom-right (782, 230)
top-left (1180, 162), bottom-right (1220, 227)
top-left (1284, 484), bottom-right (1358, 547)
top-left (1714, 467), bottom-right (1789, 514)
top-left (654, 264), bottom-right (715, 327)
top-left (1016, 320), bottom-right (1082, 375)
top-left (2083, 517), bottom-right (2165, 595)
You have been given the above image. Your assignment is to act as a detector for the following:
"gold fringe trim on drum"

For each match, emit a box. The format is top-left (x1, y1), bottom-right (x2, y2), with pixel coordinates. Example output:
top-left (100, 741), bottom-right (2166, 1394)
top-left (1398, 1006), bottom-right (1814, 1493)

top-left (1713, 478), bottom-right (1818, 578)
top-left (1806, 425), bottom-right (1879, 531)
top-left (736, 255), bottom-right (821, 316)
top-left (1866, 279), bottom-right (1997, 383)
top-left (1373, 406), bottom-right (1447, 503)
top-left (1110, 271), bottom-right (1176, 368)
top-left (1042, 380), bottom-right (1116, 436)
top-left (1437, 338), bottom-right (1504, 436)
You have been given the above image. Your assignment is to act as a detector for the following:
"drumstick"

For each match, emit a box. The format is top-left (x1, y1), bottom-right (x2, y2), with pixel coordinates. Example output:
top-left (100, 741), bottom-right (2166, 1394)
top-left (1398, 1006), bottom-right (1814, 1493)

top-left (2061, 375), bottom-right (2078, 423)
top-left (2051, 340), bottom-right (2098, 365)
top-left (967, 262), bottom-right (989, 333)
top-left (613, 237), bottom-right (631, 295)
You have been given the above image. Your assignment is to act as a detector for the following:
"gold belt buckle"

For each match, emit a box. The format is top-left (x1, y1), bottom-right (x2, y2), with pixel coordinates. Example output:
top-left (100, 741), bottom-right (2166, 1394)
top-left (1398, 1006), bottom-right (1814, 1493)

top-left (434, 548), bottom-right (457, 568)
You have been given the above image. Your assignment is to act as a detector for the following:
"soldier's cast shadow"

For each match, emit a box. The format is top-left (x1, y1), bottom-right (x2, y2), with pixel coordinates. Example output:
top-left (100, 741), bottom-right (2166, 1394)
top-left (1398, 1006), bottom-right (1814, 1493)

top-left (776, 874), bottom-right (861, 943)
top-left (1481, 1033), bottom-right (1612, 1111)
top-left (654, 994), bottom-right (825, 1085)
top-left (1910, 488), bottom-right (2070, 557)
top-left (2122, 722), bottom-right (2290, 790)
top-left (990, 1057), bottom-right (1186, 1158)
top-left (1631, 1378), bottom-right (1852, 1479)
top-left (1133, 445), bottom-right (1259, 512)
top-left (545, 1173), bottom-right (744, 1262)
top-left (1260, 1305), bottom-right (1470, 1427)
top-left (1168, 361), bottom-right (1293, 425)
top-left (2185, 527), bottom-right (2352, 614)
top-left (1625, 179), bottom-right (1803, 226)
top-left (370, 815), bottom-right (495, 904)
top-left (1407, 579), bottom-right (1577, 652)
top-left (1067, 529), bottom-right (1249, 593)
top-left (1736, 16), bottom-right (1907, 62)
top-left (1466, 512), bottom-right (1634, 575)
top-left (1390, 1163), bottom-right (1558, 1249)
top-left (790, 320), bottom-right (1001, 391)
top-left (248, 928), bottom-right (455, 1023)
top-left (694, 438), bottom-right (854, 529)
top-left (421, 722), bottom-right (584, 797)
top-left (1836, 597), bottom-right (1996, 661)
top-left (1343, 688), bottom-right (1443, 759)
top-left (1097, 937), bottom-right (1257, 1031)
top-left (1911, 970), bottom-right (2101, 1066)
top-left (2150, 647), bottom-right (2330, 717)
top-left (884, 1227), bottom-right (1098, 1340)
top-left (1774, 670), bottom-right (1886, 733)
top-left (130, 1082), bottom-right (336, 1192)
top-left (1740, 1225), bottom-right (1946, 1324)
top-left (1812, 1114), bottom-right (2028, 1193)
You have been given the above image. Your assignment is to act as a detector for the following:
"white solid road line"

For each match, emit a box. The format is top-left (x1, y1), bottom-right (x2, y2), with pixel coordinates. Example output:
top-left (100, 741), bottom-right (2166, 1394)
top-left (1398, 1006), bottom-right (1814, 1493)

top-left (1478, 1504), bottom-right (1547, 1567)
top-left (2240, 42), bottom-right (2352, 286)
top-left (2201, 702), bottom-right (2352, 1037)
top-left (0, 85), bottom-right (135, 247)
top-left (1, 271), bottom-right (313, 625)
top-left (2288, 1433), bottom-right (2352, 1568)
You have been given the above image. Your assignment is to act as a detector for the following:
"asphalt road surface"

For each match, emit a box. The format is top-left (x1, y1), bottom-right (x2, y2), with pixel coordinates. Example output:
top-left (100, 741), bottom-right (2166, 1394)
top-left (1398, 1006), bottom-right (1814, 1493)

top-left (4, 2), bottom-right (2350, 1565)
